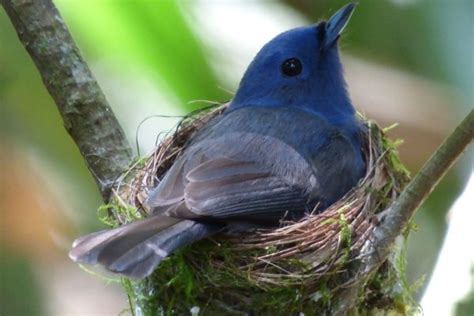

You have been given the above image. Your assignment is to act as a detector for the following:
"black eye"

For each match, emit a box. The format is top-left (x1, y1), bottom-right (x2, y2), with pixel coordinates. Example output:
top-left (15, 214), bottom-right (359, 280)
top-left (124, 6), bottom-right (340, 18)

top-left (281, 58), bottom-right (302, 77)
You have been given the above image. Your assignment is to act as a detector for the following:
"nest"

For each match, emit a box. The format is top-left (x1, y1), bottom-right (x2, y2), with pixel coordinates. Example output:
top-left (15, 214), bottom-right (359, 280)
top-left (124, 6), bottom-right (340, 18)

top-left (109, 104), bottom-right (410, 314)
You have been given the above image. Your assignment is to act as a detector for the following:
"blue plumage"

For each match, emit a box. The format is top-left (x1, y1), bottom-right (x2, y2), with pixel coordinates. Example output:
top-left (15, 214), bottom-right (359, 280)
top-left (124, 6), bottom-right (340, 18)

top-left (70, 3), bottom-right (365, 278)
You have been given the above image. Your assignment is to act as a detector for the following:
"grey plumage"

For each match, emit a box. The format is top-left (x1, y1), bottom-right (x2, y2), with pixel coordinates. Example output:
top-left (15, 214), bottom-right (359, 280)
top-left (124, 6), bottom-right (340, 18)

top-left (70, 215), bottom-right (221, 278)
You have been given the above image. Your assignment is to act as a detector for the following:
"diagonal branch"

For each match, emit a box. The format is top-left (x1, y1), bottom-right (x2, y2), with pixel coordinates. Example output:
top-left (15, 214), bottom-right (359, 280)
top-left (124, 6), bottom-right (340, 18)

top-left (373, 109), bottom-right (473, 258)
top-left (1, 0), bottom-right (134, 200)
top-left (376, 110), bottom-right (474, 249)
top-left (338, 109), bottom-right (473, 313)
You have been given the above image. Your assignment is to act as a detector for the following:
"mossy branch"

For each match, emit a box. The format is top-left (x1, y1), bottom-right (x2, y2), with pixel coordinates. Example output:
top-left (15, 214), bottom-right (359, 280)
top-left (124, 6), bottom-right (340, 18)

top-left (1, 0), bottom-right (133, 200)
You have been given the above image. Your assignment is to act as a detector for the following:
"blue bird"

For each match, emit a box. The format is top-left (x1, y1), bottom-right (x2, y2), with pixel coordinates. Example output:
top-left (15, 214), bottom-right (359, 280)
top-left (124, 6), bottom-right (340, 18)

top-left (70, 3), bottom-right (365, 279)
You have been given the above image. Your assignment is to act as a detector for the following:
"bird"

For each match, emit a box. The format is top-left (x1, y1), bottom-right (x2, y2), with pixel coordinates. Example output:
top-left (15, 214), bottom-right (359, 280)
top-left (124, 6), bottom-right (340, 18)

top-left (69, 3), bottom-right (366, 279)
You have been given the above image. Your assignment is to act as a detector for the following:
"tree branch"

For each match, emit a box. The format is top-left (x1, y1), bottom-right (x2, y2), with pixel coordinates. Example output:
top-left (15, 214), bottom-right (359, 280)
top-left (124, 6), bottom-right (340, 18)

top-left (339, 110), bottom-right (474, 313)
top-left (373, 109), bottom-right (473, 258)
top-left (1, 0), bottom-right (133, 200)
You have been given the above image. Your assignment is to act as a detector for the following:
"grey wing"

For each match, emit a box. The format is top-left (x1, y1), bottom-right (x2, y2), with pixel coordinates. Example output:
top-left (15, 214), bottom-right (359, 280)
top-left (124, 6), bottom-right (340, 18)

top-left (147, 132), bottom-right (316, 223)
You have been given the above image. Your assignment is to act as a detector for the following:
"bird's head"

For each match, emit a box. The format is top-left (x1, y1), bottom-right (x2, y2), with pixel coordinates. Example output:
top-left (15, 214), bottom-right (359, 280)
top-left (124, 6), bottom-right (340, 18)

top-left (230, 3), bottom-right (357, 124)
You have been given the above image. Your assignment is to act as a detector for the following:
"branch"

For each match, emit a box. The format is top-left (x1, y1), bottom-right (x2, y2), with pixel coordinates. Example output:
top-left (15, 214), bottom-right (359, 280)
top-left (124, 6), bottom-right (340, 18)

top-left (1, 0), bottom-right (133, 200)
top-left (373, 109), bottom-right (473, 257)
top-left (339, 110), bottom-right (474, 313)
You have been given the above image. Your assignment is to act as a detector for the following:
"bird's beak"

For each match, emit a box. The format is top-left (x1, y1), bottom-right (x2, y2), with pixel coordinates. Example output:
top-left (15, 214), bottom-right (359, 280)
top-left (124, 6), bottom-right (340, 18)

top-left (323, 3), bottom-right (357, 50)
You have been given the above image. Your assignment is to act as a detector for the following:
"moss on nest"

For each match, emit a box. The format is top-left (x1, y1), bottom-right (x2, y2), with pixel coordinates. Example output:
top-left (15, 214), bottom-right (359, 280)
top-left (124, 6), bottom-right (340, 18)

top-left (102, 104), bottom-right (416, 315)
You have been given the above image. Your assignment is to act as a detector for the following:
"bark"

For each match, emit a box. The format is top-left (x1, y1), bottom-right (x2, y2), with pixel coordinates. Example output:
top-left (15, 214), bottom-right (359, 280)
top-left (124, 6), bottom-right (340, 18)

top-left (1, 0), bottom-right (133, 200)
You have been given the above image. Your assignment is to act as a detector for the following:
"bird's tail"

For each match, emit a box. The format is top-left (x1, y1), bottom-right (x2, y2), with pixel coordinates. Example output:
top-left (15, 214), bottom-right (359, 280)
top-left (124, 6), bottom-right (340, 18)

top-left (69, 215), bottom-right (221, 278)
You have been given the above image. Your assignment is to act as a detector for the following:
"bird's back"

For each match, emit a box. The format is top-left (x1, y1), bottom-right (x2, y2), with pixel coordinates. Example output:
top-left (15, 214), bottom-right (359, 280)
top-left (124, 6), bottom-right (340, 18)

top-left (149, 106), bottom-right (365, 221)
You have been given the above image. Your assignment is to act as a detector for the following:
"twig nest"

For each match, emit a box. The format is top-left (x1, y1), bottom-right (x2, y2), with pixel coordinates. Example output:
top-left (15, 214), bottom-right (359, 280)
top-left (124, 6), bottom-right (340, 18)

top-left (110, 104), bottom-right (410, 315)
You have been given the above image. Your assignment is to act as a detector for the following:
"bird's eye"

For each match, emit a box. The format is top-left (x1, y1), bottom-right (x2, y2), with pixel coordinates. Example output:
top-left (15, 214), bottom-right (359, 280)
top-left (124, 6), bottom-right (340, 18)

top-left (281, 58), bottom-right (302, 77)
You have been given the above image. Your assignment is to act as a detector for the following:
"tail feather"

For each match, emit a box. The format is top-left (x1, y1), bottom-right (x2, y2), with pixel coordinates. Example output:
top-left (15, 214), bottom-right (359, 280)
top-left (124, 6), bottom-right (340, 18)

top-left (69, 215), bottom-right (221, 278)
top-left (69, 216), bottom-right (179, 265)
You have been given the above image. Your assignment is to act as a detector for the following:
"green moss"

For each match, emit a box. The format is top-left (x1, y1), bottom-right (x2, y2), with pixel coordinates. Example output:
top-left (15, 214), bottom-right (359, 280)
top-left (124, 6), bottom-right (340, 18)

top-left (455, 266), bottom-right (474, 316)
top-left (338, 213), bottom-right (352, 262)
top-left (381, 135), bottom-right (410, 178)
top-left (121, 239), bottom-right (341, 314)
top-left (96, 156), bottom-right (149, 228)
top-left (97, 201), bottom-right (141, 228)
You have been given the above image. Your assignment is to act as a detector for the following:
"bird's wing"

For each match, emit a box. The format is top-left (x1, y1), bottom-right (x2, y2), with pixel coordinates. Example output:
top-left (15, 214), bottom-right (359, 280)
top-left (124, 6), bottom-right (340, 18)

top-left (147, 132), bottom-right (316, 223)
top-left (183, 157), bottom-right (309, 221)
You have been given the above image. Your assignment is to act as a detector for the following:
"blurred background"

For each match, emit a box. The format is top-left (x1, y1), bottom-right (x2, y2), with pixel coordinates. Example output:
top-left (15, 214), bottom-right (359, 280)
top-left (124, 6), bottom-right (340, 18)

top-left (0, 0), bottom-right (472, 315)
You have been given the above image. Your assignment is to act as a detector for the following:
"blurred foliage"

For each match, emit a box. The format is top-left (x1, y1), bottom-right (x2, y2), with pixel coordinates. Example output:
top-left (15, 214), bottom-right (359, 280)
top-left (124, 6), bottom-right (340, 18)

top-left (0, 248), bottom-right (44, 316)
top-left (55, 0), bottom-right (226, 111)
top-left (408, 174), bottom-right (463, 290)
top-left (455, 267), bottom-right (474, 316)
top-left (286, 0), bottom-right (473, 93)
top-left (0, 0), bottom-right (472, 315)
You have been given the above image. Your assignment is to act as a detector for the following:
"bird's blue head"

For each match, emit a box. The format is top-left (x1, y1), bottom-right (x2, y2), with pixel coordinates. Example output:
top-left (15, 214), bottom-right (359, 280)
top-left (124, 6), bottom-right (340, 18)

top-left (230, 3), bottom-right (357, 125)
